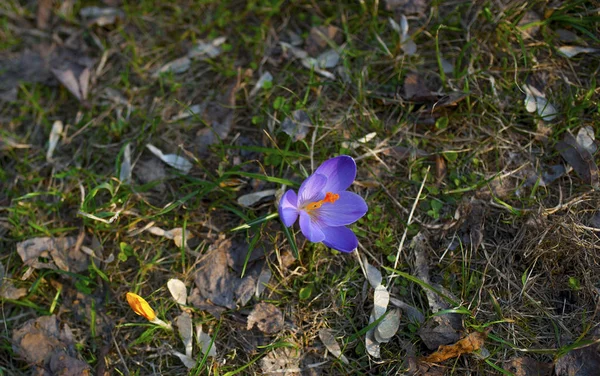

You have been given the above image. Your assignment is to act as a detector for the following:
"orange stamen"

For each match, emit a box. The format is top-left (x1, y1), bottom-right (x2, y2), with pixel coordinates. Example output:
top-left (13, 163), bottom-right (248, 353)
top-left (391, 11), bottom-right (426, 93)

top-left (305, 192), bottom-right (340, 211)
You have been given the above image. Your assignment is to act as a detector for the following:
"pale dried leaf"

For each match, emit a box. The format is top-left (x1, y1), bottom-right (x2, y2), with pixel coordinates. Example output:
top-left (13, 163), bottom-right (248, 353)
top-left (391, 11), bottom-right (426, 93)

top-left (318, 329), bottom-right (349, 364)
top-left (167, 228), bottom-right (192, 248)
top-left (171, 350), bottom-right (196, 369)
top-left (402, 40), bottom-right (417, 56)
top-left (80, 6), bottom-right (124, 26)
top-left (16, 236), bottom-right (88, 273)
top-left (316, 49), bottom-right (340, 69)
top-left (375, 309), bottom-right (401, 343)
top-left (153, 57), bottom-right (191, 77)
top-left (365, 315), bottom-right (381, 358)
top-left (119, 143), bottom-right (132, 184)
top-left (400, 14), bottom-right (409, 40)
top-left (522, 84), bottom-right (558, 120)
top-left (576, 126), bottom-right (597, 155)
top-left (441, 58), bottom-right (454, 74)
top-left (556, 132), bottom-right (599, 186)
top-left (280, 42), bottom-right (336, 79)
top-left (0, 280), bottom-right (27, 300)
top-left (167, 278), bottom-right (187, 306)
top-left (51, 65), bottom-right (90, 102)
top-left (147, 226), bottom-right (166, 236)
top-left (363, 256), bottom-right (382, 288)
top-left (46, 120), bottom-right (63, 161)
top-left (281, 109), bottom-right (311, 141)
top-left (146, 144), bottom-right (193, 173)
top-left (237, 189), bottom-right (277, 207)
top-left (176, 312), bottom-right (193, 358)
top-left (12, 316), bottom-right (75, 365)
top-left (247, 302), bottom-right (284, 334)
top-left (558, 46), bottom-right (599, 58)
top-left (171, 104), bottom-right (203, 121)
top-left (188, 37), bottom-right (227, 59)
top-left (196, 325), bottom-right (217, 357)
top-left (260, 346), bottom-right (302, 374)
top-left (249, 71), bottom-right (273, 97)
top-left (389, 17), bottom-right (401, 33)
top-left (255, 266), bottom-right (272, 298)
top-left (373, 285), bottom-right (390, 320)
top-left (390, 297), bottom-right (425, 323)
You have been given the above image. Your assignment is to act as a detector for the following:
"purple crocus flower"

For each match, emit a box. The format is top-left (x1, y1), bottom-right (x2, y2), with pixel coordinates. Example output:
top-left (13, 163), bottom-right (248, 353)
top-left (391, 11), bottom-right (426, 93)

top-left (278, 155), bottom-right (368, 253)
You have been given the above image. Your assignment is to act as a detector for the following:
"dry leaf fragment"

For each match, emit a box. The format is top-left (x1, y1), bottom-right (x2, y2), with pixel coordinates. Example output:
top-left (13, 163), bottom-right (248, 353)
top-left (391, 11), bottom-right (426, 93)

top-left (576, 126), bottom-right (597, 155)
top-left (119, 143), bottom-right (132, 184)
top-left (37, 0), bottom-right (53, 29)
top-left (46, 120), bottom-right (63, 161)
top-left (51, 64), bottom-right (91, 103)
top-left (316, 49), bottom-right (340, 69)
top-left (16, 236), bottom-right (89, 275)
top-left (385, 0), bottom-right (428, 15)
top-left (556, 131), bottom-right (599, 187)
top-left (522, 84), bottom-right (558, 121)
top-left (146, 144), bottom-right (193, 173)
top-left (255, 266), bottom-right (272, 298)
top-left (12, 315), bottom-right (77, 365)
top-left (558, 46), bottom-right (600, 58)
top-left (505, 357), bottom-right (552, 376)
top-left (421, 331), bottom-right (487, 363)
top-left (373, 285), bottom-right (390, 320)
top-left (187, 37), bottom-right (226, 59)
top-left (305, 25), bottom-right (343, 57)
top-left (153, 56), bottom-right (191, 77)
top-left (247, 302), bottom-right (284, 334)
top-left (363, 256), bottom-right (383, 289)
top-left (249, 71), bottom-right (273, 97)
top-left (281, 109), bottom-right (311, 141)
top-left (176, 312), bottom-right (193, 358)
top-left (365, 315), bottom-right (381, 358)
top-left (48, 349), bottom-right (92, 376)
top-left (318, 329), bottom-right (349, 364)
top-left (80, 6), bottom-right (124, 26)
top-left (0, 280), bottom-right (27, 300)
top-left (167, 278), bottom-right (188, 306)
top-left (171, 104), bottom-right (203, 121)
top-left (374, 308), bottom-right (401, 343)
top-left (280, 42), bottom-right (336, 79)
top-left (196, 325), bottom-right (217, 357)
top-left (261, 345), bottom-right (302, 374)
top-left (555, 343), bottom-right (600, 376)
top-left (390, 298), bottom-right (425, 324)
top-left (237, 189), bottom-right (277, 207)
top-left (171, 350), bottom-right (196, 369)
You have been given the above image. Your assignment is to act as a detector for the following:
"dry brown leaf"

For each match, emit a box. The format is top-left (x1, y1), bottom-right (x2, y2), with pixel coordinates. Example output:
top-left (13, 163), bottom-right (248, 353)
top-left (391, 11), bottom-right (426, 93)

top-left (403, 72), bottom-right (435, 101)
top-left (0, 280), bottom-right (27, 300)
top-left (556, 131), bottom-right (599, 187)
top-left (17, 236), bottom-right (89, 275)
top-left (305, 25), bottom-right (343, 57)
top-left (505, 357), bottom-right (552, 376)
top-left (281, 110), bottom-right (311, 142)
top-left (12, 316), bottom-right (78, 365)
top-left (51, 63), bottom-right (91, 103)
top-left (421, 331), bottom-right (487, 363)
top-left (247, 302), bottom-right (284, 334)
top-left (37, 0), bottom-right (53, 29)
top-left (318, 329), bottom-right (349, 364)
top-left (261, 345), bottom-right (302, 374)
top-left (47, 349), bottom-right (92, 376)
top-left (555, 343), bottom-right (600, 376)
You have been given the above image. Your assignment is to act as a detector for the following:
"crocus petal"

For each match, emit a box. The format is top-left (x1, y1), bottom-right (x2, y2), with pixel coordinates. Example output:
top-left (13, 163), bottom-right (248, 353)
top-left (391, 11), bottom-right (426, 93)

top-left (322, 226), bottom-right (358, 253)
top-left (314, 155), bottom-right (356, 193)
top-left (314, 191), bottom-right (368, 226)
top-left (126, 292), bottom-right (157, 321)
top-left (278, 189), bottom-right (299, 227)
top-left (299, 211), bottom-right (325, 242)
top-left (298, 173), bottom-right (326, 207)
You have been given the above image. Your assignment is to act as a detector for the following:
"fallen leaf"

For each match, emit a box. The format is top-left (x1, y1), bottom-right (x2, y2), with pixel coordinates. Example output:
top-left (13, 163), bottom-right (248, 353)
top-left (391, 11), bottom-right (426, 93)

top-left (46, 120), bottom-right (63, 161)
top-left (0, 280), bottom-right (27, 300)
top-left (153, 56), bottom-right (191, 77)
top-left (554, 343), bottom-right (600, 376)
top-left (119, 143), bottom-right (132, 184)
top-left (247, 302), bottom-right (284, 334)
top-left (134, 159), bottom-right (167, 192)
top-left (171, 350), bottom-right (196, 369)
top-left (421, 331), bottom-right (487, 363)
top-left (363, 256), bottom-right (383, 289)
top-left (237, 189), bottom-right (277, 207)
top-left (403, 72), bottom-right (435, 101)
top-left (398, 15), bottom-right (417, 56)
top-left (280, 42), bottom-right (336, 79)
top-left (389, 298), bottom-right (425, 324)
top-left (318, 329), bottom-right (349, 364)
top-left (167, 278), bottom-right (188, 306)
top-left (147, 226), bottom-right (193, 248)
top-left (37, 0), bottom-right (53, 30)
top-left (522, 84), bottom-right (558, 121)
top-left (176, 312), bottom-right (193, 358)
top-left (47, 349), bottom-right (92, 376)
top-left (576, 126), bottom-right (597, 155)
top-left (16, 236), bottom-right (89, 275)
top-left (196, 325), bottom-right (217, 357)
top-left (517, 11), bottom-right (541, 39)
top-left (558, 46), bottom-right (599, 58)
top-left (249, 71), bottom-right (273, 97)
top-left (375, 308), bottom-right (401, 343)
top-left (281, 109), bottom-right (311, 141)
top-left (305, 25), bottom-right (343, 57)
top-left (556, 131), bottom-right (599, 187)
top-left (171, 104), bottom-right (203, 121)
top-left (316, 49), bottom-right (340, 69)
top-left (365, 315), bottom-right (381, 358)
top-left (12, 315), bottom-right (78, 365)
top-left (255, 267), bottom-right (272, 298)
top-left (79, 6), bottom-right (124, 26)
top-left (373, 285), bottom-right (390, 320)
top-left (146, 144), bottom-right (193, 173)
top-left (187, 37), bottom-right (227, 59)
top-left (505, 357), bottom-right (553, 376)
top-left (261, 345), bottom-right (302, 374)
top-left (51, 63), bottom-right (91, 103)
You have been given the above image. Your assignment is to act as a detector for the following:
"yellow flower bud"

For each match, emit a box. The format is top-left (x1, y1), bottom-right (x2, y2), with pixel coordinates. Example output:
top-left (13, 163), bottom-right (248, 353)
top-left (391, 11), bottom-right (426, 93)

top-left (126, 292), bottom-right (157, 321)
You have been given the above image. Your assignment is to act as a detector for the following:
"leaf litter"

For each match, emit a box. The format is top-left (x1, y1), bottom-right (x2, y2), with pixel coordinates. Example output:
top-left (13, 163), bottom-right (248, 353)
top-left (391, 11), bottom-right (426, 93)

top-left (167, 278), bottom-right (188, 306)
top-left (46, 120), bottom-right (63, 162)
top-left (505, 357), bottom-right (553, 376)
top-left (522, 84), bottom-right (558, 121)
top-left (196, 324), bottom-right (217, 358)
top-left (247, 302), bottom-right (284, 334)
top-left (318, 329), bottom-right (349, 364)
top-left (146, 144), bottom-right (193, 174)
top-left (556, 126), bottom-right (599, 187)
top-left (420, 330), bottom-right (488, 363)
top-left (12, 315), bottom-right (91, 374)
top-left (16, 236), bottom-right (90, 277)
top-left (281, 109), bottom-right (312, 142)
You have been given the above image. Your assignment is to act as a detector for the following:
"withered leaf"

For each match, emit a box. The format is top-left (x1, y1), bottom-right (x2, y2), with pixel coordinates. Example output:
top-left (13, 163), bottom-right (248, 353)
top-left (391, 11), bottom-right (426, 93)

top-left (281, 109), bottom-right (311, 142)
top-left (48, 350), bottom-right (92, 376)
top-left (17, 236), bottom-right (89, 274)
top-left (375, 308), bottom-right (401, 343)
top-left (247, 302), bottom-right (284, 334)
top-left (305, 25), bottom-right (343, 57)
top-left (176, 312), bottom-right (193, 358)
top-left (421, 331), bottom-right (487, 363)
top-left (51, 64), bottom-right (91, 103)
top-left (506, 357), bottom-right (552, 376)
top-left (403, 72), bottom-right (434, 101)
top-left (12, 315), bottom-right (73, 364)
top-left (419, 314), bottom-right (463, 350)
top-left (555, 343), bottom-right (600, 376)
top-left (167, 278), bottom-right (188, 306)
top-left (556, 132), bottom-right (599, 187)
top-left (0, 281), bottom-right (27, 300)
top-left (318, 329), bottom-right (349, 364)
top-left (196, 325), bottom-right (217, 357)
top-left (261, 345), bottom-right (302, 374)
top-left (194, 240), bottom-right (236, 309)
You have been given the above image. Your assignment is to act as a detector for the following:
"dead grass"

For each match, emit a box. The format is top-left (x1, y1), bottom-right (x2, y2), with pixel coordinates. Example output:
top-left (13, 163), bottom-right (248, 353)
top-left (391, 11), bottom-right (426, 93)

top-left (1, 0), bottom-right (600, 375)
